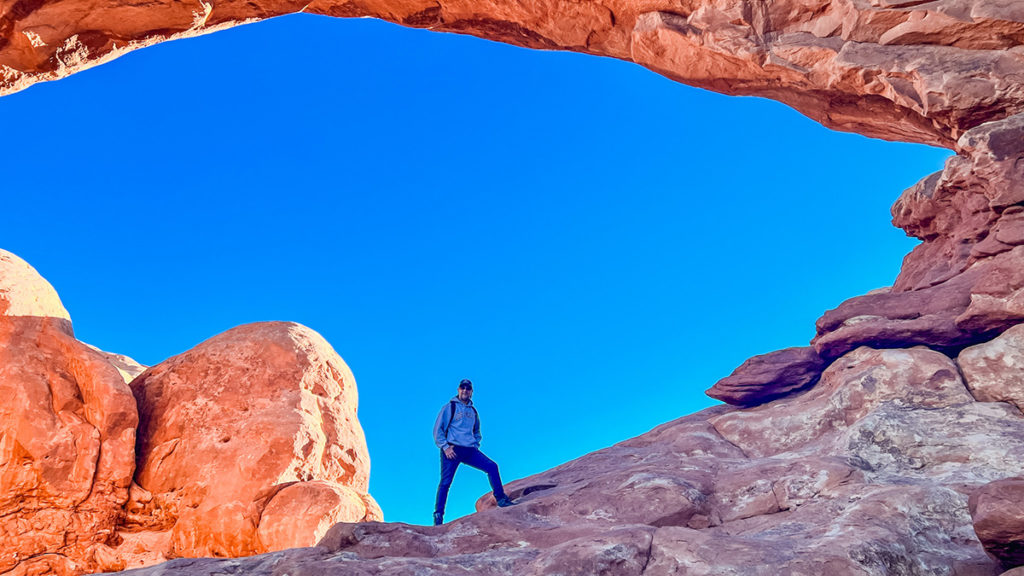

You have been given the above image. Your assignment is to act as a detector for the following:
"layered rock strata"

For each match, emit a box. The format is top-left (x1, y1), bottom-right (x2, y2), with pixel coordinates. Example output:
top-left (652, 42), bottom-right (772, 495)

top-left (2, 0), bottom-right (1024, 149)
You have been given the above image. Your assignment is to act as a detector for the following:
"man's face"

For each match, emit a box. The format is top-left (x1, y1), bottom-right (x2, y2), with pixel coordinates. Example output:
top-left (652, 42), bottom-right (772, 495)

top-left (458, 385), bottom-right (473, 402)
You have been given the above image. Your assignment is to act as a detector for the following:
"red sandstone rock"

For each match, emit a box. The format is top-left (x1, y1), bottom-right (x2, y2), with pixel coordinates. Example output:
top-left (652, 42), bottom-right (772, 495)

top-left (706, 346), bottom-right (826, 406)
top-left (970, 477), bottom-right (1024, 570)
top-left (125, 321), bottom-right (379, 560)
top-left (3, 0), bottom-right (1024, 148)
top-left (892, 113), bottom-right (1024, 293)
top-left (0, 316), bottom-right (138, 575)
top-left (256, 480), bottom-right (381, 552)
top-left (959, 323), bottom-right (1024, 412)
top-left (0, 250), bottom-right (138, 575)
top-left (813, 244), bottom-right (1024, 360)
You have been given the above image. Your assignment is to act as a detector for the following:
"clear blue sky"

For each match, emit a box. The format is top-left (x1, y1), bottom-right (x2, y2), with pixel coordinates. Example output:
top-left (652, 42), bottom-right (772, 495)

top-left (0, 14), bottom-right (950, 525)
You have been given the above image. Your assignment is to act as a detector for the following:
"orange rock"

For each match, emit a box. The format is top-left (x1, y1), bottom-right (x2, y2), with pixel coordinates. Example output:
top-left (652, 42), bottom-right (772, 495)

top-left (127, 321), bottom-right (377, 559)
top-left (0, 316), bottom-right (138, 575)
top-left (3, 0), bottom-right (1024, 147)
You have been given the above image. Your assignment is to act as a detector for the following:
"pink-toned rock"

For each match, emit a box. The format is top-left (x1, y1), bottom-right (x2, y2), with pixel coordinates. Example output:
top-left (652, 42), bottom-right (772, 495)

top-left (970, 477), bottom-right (1024, 570)
top-left (813, 244), bottom-right (1024, 360)
top-left (125, 321), bottom-right (379, 559)
top-left (959, 323), bottom-right (1024, 412)
top-left (0, 316), bottom-right (138, 576)
top-left (891, 113), bottom-right (1024, 292)
top-left (710, 346), bottom-right (972, 458)
top-left (706, 346), bottom-right (826, 406)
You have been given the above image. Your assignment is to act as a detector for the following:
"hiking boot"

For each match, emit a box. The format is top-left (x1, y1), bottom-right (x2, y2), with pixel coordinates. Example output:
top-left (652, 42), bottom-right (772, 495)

top-left (496, 496), bottom-right (516, 508)
top-left (433, 512), bottom-right (444, 526)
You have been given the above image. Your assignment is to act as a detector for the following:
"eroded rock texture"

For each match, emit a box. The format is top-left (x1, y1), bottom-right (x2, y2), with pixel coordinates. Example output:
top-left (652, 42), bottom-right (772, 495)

top-left (0, 251), bottom-right (380, 575)
top-left (108, 341), bottom-right (1024, 576)
top-left (123, 321), bottom-right (381, 565)
top-left (2, 0), bottom-right (1024, 149)
top-left (0, 251), bottom-right (138, 575)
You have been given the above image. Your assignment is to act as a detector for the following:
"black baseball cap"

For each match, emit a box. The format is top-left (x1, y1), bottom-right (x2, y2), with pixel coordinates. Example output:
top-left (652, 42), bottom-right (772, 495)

top-left (459, 379), bottom-right (473, 389)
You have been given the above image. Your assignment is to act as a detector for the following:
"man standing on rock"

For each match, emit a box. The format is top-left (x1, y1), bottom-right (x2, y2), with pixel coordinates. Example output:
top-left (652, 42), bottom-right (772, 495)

top-left (433, 378), bottom-right (515, 525)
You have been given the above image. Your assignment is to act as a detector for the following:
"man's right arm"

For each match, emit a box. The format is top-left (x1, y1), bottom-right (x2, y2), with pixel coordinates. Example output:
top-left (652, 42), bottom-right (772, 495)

top-left (433, 405), bottom-right (450, 450)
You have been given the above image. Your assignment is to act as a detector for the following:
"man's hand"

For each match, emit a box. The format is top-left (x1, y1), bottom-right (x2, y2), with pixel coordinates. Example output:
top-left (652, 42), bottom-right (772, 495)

top-left (443, 446), bottom-right (456, 459)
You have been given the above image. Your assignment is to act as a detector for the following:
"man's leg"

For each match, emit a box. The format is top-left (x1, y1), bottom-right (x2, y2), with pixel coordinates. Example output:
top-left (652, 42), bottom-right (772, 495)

top-left (460, 447), bottom-right (509, 501)
top-left (434, 449), bottom-right (461, 524)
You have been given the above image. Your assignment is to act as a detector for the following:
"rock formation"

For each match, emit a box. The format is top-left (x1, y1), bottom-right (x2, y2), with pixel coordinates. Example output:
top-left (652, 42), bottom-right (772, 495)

top-left (0, 250), bottom-right (379, 574)
top-left (0, 250), bottom-right (138, 575)
top-left (4, 0), bottom-right (1024, 574)
top-left (123, 321), bottom-right (381, 564)
top-left (106, 342), bottom-right (1024, 575)
top-left (2, 0), bottom-right (1024, 149)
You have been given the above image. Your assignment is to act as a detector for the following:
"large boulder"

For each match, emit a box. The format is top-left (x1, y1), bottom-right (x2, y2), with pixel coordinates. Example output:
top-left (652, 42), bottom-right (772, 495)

top-left (959, 323), bottom-right (1024, 412)
top-left (0, 250), bottom-right (138, 575)
top-left (970, 478), bottom-right (1024, 570)
top-left (125, 321), bottom-right (380, 559)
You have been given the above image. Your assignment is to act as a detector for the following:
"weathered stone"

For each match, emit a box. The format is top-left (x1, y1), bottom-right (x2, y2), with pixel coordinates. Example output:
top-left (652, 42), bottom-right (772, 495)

top-left (126, 321), bottom-right (377, 559)
top-left (4, 0), bottom-right (1024, 149)
top-left (0, 248), bottom-right (71, 327)
top-left (959, 323), bottom-right (1024, 412)
top-left (970, 477), bottom-right (1024, 570)
top-left (710, 346), bottom-right (972, 458)
top-left (107, 352), bottom-right (1024, 576)
top-left (256, 481), bottom-right (381, 553)
top-left (891, 113), bottom-right (1024, 292)
top-left (0, 316), bottom-right (138, 575)
top-left (814, 245), bottom-right (1024, 360)
top-left (706, 346), bottom-right (826, 406)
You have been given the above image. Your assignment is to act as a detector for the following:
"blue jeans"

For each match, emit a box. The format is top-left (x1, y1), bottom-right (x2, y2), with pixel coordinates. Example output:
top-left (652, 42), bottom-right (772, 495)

top-left (434, 445), bottom-right (507, 517)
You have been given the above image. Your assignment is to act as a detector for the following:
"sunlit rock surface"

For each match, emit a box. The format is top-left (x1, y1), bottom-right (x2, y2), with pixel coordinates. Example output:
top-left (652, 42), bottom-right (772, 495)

top-left (0, 252), bottom-right (138, 575)
top-left (123, 321), bottom-right (381, 563)
top-left (0, 251), bottom-right (380, 574)
top-left (0, 248), bottom-right (70, 326)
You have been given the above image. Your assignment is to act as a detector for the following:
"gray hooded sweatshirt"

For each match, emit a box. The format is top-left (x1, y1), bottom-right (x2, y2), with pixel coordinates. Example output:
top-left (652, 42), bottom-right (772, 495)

top-left (433, 396), bottom-right (481, 450)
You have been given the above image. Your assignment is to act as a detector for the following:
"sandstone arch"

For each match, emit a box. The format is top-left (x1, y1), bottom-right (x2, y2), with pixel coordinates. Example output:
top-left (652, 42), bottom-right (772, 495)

top-left (1, 0), bottom-right (1023, 149)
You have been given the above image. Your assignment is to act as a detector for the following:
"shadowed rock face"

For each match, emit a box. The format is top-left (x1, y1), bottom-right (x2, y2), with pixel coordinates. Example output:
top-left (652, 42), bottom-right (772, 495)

top-left (1, 0), bottom-right (1024, 148)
